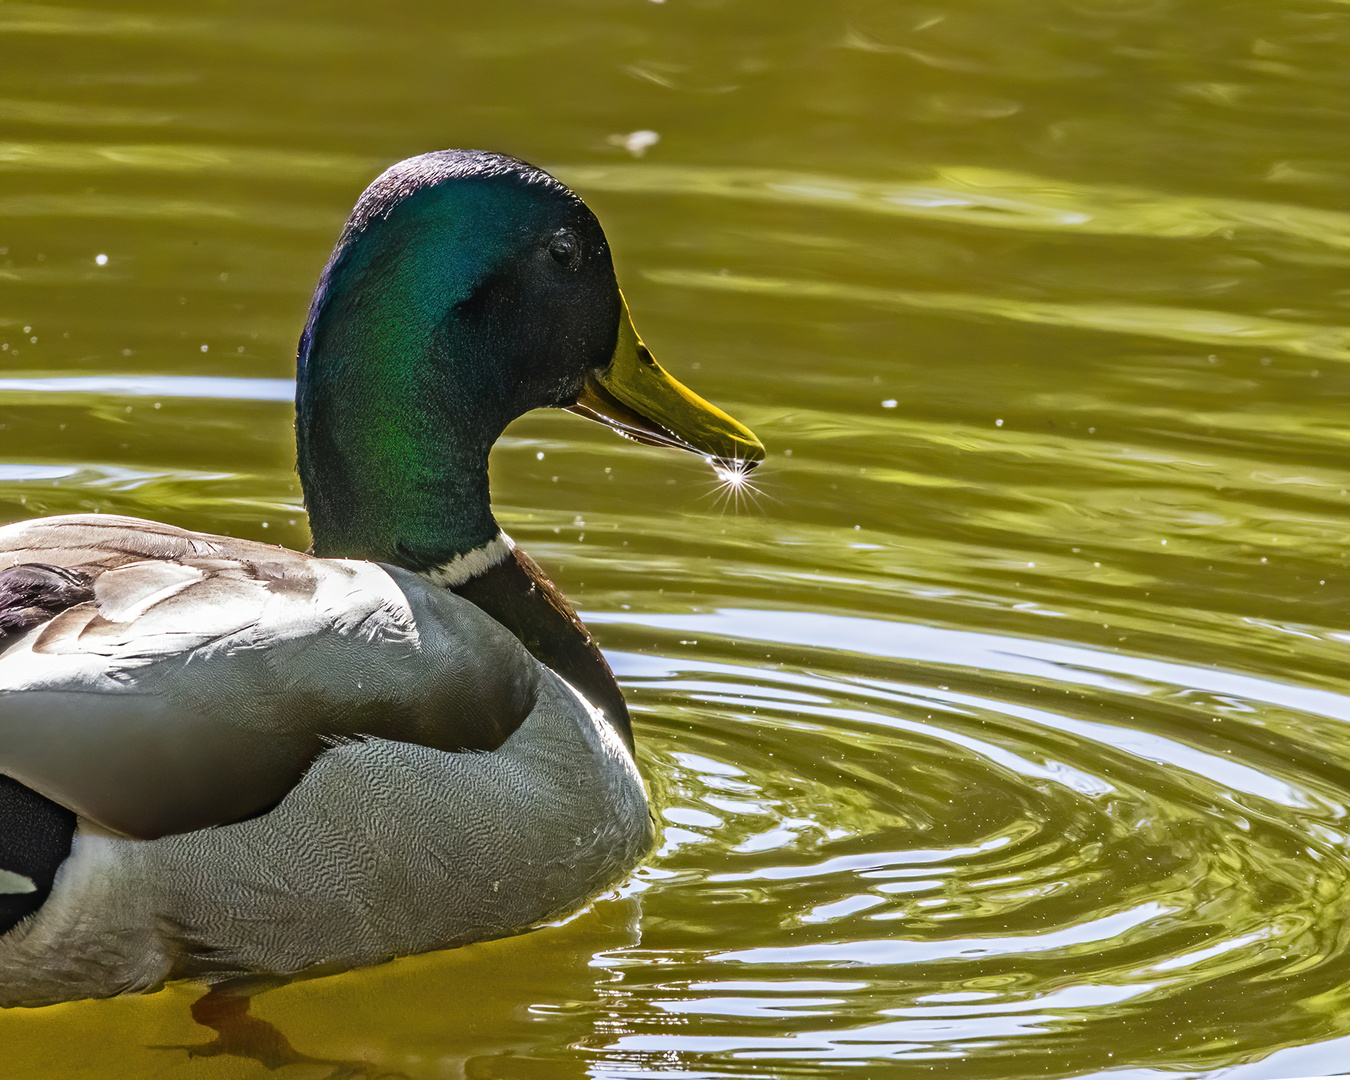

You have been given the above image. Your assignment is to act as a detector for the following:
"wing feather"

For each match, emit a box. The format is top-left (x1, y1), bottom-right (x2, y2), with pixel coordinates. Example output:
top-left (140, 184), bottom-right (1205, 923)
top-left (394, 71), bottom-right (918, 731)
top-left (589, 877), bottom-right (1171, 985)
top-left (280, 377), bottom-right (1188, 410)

top-left (0, 515), bottom-right (541, 839)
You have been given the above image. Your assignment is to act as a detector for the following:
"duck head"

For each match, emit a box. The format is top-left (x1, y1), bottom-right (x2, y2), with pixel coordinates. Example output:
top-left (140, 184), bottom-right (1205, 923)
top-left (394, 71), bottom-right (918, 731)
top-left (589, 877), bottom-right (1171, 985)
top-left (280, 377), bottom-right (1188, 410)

top-left (297, 149), bottom-right (763, 568)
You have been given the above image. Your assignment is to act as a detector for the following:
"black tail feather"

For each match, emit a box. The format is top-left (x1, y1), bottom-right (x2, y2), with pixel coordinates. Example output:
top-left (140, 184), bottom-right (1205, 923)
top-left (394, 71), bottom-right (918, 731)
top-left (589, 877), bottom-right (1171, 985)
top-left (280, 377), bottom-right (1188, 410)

top-left (0, 562), bottom-right (88, 932)
top-left (0, 774), bottom-right (76, 935)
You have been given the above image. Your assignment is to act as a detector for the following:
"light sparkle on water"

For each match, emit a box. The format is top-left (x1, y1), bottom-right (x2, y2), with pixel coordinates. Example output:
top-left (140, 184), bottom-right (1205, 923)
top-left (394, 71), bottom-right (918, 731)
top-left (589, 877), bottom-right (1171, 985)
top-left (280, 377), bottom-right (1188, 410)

top-left (705, 457), bottom-right (766, 514)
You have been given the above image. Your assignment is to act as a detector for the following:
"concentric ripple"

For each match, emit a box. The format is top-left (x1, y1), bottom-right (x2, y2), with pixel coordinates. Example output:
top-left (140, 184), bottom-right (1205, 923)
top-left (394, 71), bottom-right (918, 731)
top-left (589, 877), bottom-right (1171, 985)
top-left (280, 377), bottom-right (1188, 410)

top-left (571, 609), bottom-right (1350, 1076)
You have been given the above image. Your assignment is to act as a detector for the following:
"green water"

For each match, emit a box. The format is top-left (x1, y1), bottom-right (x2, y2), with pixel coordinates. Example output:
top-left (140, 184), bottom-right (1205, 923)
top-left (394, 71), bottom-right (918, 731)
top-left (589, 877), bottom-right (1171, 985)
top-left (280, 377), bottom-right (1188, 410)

top-left (5, 0), bottom-right (1350, 1076)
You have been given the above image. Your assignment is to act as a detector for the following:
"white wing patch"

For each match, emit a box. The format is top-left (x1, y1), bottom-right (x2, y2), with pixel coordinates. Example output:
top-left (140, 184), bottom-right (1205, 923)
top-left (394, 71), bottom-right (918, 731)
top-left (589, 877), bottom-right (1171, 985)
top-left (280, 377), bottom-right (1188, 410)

top-left (0, 869), bottom-right (36, 895)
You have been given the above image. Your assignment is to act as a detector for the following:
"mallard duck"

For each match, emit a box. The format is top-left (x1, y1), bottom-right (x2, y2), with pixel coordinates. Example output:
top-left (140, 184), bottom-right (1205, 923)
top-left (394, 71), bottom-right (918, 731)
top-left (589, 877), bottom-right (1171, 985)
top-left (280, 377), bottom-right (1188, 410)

top-left (0, 149), bottom-right (763, 1007)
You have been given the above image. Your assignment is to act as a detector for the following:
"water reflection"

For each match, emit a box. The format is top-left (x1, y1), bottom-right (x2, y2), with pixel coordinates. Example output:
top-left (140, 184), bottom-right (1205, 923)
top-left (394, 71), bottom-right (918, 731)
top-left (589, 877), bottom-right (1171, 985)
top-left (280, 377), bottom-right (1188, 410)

top-left (563, 161), bottom-right (1350, 255)
top-left (590, 606), bottom-right (1350, 1073)
top-left (646, 269), bottom-right (1350, 363)
top-left (0, 375), bottom-right (293, 400)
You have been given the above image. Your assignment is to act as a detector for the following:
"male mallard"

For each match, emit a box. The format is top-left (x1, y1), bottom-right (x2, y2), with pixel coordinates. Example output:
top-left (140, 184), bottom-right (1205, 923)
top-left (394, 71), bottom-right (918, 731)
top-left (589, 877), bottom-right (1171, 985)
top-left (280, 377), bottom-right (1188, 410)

top-left (0, 149), bottom-right (763, 1006)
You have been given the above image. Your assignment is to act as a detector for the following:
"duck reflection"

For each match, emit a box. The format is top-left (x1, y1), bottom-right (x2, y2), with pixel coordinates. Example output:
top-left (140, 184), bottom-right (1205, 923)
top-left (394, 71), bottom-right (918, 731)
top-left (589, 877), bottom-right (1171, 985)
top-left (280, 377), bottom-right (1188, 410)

top-left (140, 893), bottom-right (643, 1079)
top-left (159, 982), bottom-right (403, 1078)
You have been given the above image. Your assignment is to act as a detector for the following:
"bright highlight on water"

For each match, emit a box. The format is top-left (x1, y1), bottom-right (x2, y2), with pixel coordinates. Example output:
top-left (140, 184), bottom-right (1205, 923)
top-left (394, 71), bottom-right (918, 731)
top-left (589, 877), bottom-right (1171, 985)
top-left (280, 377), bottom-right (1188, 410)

top-left (707, 456), bottom-right (765, 514)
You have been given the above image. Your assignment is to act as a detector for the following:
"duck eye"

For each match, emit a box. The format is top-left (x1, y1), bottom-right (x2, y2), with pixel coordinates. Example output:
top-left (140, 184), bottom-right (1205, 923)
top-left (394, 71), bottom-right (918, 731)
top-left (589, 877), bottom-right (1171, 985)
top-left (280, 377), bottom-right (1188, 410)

top-left (549, 233), bottom-right (579, 268)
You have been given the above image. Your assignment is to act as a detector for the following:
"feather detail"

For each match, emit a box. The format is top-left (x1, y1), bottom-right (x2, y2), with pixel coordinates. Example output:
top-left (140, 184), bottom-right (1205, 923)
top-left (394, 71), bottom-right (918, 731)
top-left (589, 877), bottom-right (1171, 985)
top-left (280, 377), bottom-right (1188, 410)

top-left (0, 515), bottom-right (540, 839)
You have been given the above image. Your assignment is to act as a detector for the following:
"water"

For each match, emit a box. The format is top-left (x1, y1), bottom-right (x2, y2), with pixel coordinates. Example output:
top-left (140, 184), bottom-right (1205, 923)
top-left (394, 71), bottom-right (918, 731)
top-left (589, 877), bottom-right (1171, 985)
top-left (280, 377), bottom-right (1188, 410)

top-left (4, 0), bottom-right (1350, 1075)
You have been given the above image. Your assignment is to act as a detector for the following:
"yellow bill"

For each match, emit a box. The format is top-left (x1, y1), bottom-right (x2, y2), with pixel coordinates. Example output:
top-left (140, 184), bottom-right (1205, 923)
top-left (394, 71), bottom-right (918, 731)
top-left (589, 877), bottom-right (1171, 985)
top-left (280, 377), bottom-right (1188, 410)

top-left (567, 293), bottom-right (765, 469)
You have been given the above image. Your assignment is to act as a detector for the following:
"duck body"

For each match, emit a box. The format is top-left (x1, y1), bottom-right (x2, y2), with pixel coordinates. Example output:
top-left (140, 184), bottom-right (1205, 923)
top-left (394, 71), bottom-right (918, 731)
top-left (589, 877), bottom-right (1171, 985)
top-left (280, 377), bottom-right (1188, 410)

top-left (0, 150), bottom-right (762, 1005)
top-left (0, 514), bottom-right (650, 1007)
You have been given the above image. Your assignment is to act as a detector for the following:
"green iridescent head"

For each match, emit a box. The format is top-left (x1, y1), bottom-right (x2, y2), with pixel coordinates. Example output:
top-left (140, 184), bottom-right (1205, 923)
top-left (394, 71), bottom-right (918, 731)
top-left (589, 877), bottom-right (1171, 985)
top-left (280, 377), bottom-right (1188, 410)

top-left (296, 150), bottom-right (762, 569)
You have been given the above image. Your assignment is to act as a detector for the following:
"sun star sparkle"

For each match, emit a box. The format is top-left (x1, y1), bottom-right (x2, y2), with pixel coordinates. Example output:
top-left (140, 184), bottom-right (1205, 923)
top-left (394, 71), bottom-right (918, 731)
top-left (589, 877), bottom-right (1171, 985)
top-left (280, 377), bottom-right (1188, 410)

top-left (705, 456), bottom-right (767, 514)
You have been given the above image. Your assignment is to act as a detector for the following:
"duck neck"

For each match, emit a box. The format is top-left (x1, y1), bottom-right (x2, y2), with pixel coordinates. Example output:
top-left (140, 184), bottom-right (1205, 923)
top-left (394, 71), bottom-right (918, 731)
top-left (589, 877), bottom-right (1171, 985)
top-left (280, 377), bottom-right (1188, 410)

top-left (295, 215), bottom-right (509, 568)
top-left (298, 398), bottom-right (500, 568)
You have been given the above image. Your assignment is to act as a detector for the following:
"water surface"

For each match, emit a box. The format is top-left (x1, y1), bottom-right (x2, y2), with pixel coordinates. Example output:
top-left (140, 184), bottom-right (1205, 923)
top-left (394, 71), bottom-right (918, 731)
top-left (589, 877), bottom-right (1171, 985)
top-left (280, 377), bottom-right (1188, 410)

top-left (4, 1), bottom-right (1350, 1076)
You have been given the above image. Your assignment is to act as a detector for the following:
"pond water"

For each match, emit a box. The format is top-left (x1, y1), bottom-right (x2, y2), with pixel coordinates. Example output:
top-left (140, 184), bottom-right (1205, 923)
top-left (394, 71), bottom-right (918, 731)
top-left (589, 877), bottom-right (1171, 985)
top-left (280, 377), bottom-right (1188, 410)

top-left (5, 0), bottom-right (1350, 1076)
